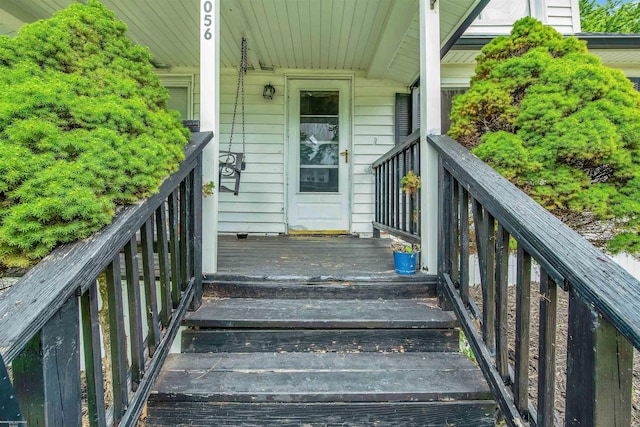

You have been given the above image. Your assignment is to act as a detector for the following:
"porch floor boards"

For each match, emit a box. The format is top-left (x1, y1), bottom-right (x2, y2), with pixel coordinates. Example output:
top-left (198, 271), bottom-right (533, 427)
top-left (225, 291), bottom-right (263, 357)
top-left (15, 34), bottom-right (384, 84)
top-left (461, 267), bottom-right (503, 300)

top-left (215, 234), bottom-right (417, 281)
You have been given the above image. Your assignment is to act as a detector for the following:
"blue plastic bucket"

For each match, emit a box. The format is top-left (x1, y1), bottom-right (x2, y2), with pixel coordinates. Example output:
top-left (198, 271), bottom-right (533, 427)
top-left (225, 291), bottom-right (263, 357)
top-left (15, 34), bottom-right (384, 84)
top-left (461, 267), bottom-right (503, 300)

top-left (393, 251), bottom-right (418, 275)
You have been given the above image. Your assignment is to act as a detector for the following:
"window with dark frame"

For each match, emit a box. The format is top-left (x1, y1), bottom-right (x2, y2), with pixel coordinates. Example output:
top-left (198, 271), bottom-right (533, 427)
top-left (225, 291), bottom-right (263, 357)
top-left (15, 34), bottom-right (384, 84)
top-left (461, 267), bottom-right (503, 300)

top-left (394, 85), bottom-right (467, 144)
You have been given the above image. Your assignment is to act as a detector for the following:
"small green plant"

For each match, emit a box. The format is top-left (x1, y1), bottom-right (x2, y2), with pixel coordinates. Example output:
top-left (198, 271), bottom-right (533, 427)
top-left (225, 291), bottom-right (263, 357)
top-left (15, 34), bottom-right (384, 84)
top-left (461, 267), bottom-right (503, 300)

top-left (401, 170), bottom-right (421, 196)
top-left (459, 331), bottom-right (477, 363)
top-left (202, 181), bottom-right (216, 197)
top-left (390, 239), bottom-right (420, 253)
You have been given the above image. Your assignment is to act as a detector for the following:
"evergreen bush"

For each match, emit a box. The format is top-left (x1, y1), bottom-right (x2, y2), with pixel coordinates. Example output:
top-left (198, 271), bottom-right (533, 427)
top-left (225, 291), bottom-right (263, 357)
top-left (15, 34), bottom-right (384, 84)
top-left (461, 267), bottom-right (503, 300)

top-left (449, 17), bottom-right (640, 254)
top-left (0, 0), bottom-right (190, 267)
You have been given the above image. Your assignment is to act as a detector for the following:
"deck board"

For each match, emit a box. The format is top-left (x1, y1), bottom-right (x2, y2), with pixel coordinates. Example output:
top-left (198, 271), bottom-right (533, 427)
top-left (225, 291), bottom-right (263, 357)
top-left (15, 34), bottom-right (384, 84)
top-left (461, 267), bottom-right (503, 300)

top-left (152, 352), bottom-right (491, 403)
top-left (184, 298), bottom-right (456, 328)
top-left (215, 235), bottom-right (419, 280)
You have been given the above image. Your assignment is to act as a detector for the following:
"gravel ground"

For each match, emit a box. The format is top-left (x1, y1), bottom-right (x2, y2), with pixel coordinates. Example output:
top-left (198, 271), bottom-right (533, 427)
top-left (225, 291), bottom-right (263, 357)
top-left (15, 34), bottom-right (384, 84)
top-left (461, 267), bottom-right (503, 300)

top-left (470, 284), bottom-right (640, 426)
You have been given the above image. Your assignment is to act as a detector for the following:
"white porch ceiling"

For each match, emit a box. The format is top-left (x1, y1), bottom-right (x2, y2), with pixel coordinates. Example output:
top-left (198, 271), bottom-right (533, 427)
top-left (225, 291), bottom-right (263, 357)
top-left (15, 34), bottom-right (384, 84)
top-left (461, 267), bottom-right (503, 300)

top-left (0, 0), bottom-right (483, 85)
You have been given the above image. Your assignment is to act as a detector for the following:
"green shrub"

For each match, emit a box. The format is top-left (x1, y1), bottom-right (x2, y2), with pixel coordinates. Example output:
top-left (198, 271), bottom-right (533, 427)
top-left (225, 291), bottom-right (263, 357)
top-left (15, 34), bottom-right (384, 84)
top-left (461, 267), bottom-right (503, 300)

top-left (449, 17), bottom-right (640, 254)
top-left (0, 0), bottom-right (190, 267)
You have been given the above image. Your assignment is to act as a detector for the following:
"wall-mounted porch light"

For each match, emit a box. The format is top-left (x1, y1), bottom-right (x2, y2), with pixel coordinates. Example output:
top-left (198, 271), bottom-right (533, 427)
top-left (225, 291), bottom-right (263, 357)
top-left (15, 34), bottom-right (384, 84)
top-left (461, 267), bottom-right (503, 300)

top-left (263, 83), bottom-right (276, 100)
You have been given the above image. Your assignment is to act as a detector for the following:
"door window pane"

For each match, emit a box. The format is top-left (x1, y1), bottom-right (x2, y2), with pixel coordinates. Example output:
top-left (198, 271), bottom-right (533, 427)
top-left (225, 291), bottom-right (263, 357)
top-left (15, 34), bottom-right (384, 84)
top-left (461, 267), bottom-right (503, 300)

top-left (300, 91), bottom-right (338, 115)
top-left (300, 168), bottom-right (338, 192)
top-left (299, 91), bottom-right (340, 193)
top-left (300, 117), bottom-right (339, 142)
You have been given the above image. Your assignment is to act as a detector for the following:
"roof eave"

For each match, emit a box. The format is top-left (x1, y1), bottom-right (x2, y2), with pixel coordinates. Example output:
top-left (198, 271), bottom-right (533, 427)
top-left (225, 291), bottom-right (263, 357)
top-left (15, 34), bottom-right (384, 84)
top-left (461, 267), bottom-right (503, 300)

top-left (451, 32), bottom-right (640, 51)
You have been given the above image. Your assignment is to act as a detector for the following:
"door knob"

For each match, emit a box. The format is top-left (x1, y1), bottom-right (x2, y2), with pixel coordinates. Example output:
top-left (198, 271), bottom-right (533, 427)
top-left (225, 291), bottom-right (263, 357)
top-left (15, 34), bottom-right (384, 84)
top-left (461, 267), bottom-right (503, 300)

top-left (339, 149), bottom-right (349, 164)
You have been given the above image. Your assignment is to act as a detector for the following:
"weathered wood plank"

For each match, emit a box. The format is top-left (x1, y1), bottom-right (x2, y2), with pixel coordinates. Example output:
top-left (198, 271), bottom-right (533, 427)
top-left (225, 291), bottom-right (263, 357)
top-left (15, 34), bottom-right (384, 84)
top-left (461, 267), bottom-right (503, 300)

top-left (481, 208), bottom-right (496, 351)
top-left (151, 352), bottom-right (491, 403)
top-left (566, 289), bottom-right (633, 427)
top-left (106, 258), bottom-right (128, 424)
top-left (184, 298), bottom-right (457, 329)
top-left (117, 278), bottom-right (195, 427)
top-left (181, 328), bottom-right (459, 354)
top-left (179, 179), bottom-right (190, 290)
top-left (80, 282), bottom-right (107, 427)
top-left (41, 295), bottom-right (82, 427)
top-left (205, 280), bottom-right (436, 299)
top-left (442, 273), bottom-right (525, 426)
top-left (430, 134), bottom-right (640, 349)
top-left (0, 353), bottom-right (22, 423)
top-left (124, 238), bottom-right (145, 388)
top-left (437, 159), bottom-right (452, 308)
top-left (0, 132), bottom-right (212, 364)
top-left (12, 334), bottom-right (44, 426)
top-left (191, 156), bottom-right (203, 310)
top-left (537, 269), bottom-right (557, 427)
top-left (514, 244), bottom-right (531, 414)
top-left (155, 204), bottom-right (172, 326)
top-left (12, 296), bottom-right (82, 426)
top-left (168, 190), bottom-right (181, 308)
top-left (215, 234), bottom-right (404, 280)
top-left (495, 224), bottom-right (510, 382)
top-left (141, 219), bottom-right (160, 357)
top-left (146, 401), bottom-right (496, 427)
top-left (459, 184), bottom-right (470, 305)
top-left (451, 180), bottom-right (460, 283)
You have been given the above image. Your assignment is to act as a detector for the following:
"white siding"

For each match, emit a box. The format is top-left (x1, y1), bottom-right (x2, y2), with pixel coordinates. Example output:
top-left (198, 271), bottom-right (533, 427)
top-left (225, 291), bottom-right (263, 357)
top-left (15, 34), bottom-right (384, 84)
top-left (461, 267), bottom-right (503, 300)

top-left (352, 77), bottom-right (408, 235)
top-left (546, 0), bottom-right (581, 34)
top-left (218, 71), bottom-right (286, 234)
top-left (195, 70), bottom-right (408, 235)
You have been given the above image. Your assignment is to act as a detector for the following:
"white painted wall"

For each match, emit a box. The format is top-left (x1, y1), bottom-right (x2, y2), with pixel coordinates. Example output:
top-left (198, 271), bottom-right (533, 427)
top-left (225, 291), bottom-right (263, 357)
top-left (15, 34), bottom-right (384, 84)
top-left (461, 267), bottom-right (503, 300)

top-left (157, 69), bottom-right (407, 236)
top-left (192, 69), bottom-right (408, 235)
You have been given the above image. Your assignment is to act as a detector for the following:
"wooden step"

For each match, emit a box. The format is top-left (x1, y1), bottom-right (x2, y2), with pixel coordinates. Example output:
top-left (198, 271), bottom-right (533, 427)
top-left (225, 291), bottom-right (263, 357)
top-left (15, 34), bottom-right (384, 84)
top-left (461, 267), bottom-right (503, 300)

top-left (181, 328), bottom-right (459, 353)
top-left (204, 278), bottom-right (436, 299)
top-left (146, 401), bottom-right (496, 427)
top-left (183, 298), bottom-right (456, 329)
top-left (147, 352), bottom-right (494, 426)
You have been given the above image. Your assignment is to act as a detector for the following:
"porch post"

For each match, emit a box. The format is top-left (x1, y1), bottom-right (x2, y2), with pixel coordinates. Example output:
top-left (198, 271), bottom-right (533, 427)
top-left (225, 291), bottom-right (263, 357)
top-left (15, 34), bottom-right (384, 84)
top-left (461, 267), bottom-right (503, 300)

top-left (419, 0), bottom-right (441, 272)
top-left (200, 0), bottom-right (220, 274)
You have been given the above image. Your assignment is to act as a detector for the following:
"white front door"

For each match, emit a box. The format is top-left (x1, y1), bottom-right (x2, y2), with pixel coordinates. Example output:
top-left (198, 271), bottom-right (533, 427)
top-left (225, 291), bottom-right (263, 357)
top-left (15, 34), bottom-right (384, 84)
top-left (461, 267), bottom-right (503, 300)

top-left (287, 79), bottom-right (351, 233)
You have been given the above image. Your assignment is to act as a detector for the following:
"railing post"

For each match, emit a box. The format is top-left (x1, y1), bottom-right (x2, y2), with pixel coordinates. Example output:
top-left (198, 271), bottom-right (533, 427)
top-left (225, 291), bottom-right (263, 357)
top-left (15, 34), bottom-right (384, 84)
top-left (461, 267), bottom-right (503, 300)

top-left (13, 295), bottom-right (82, 426)
top-left (0, 353), bottom-right (23, 424)
top-left (437, 157), bottom-right (452, 308)
top-left (566, 289), bottom-right (633, 427)
top-left (191, 154), bottom-right (204, 310)
top-left (80, 282), bottom-right (107, 427)
top-left (180, 178), bottom-right (191, 290)
top-left (537, 269), bottom-right (558, 427)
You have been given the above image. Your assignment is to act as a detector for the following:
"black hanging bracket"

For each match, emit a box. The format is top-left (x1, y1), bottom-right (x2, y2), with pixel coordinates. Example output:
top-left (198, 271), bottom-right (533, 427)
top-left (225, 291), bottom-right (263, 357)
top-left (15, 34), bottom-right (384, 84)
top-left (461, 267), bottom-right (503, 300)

top-left (219, 152), bottom-right (245, 196)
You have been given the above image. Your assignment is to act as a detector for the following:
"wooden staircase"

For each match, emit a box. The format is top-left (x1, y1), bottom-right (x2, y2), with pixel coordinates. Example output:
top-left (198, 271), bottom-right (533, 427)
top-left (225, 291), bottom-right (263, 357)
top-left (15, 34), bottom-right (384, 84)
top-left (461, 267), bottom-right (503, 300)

top-left (146, 277), bottom-right (495, 426)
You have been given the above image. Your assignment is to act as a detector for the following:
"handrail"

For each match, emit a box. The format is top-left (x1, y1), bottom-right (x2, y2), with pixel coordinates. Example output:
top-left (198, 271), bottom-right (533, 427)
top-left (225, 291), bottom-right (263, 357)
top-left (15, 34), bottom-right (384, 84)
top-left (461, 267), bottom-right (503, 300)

top-left (430, 134), bottom-right (640, 426)
top-left (372, 129), bottom-right (420, 168)
top-left (371, 131), bottom-right (421, 243)
top-left (0, 131), bottom-right (212, 426)
top-left (430, 134), bottom-right (640, 348)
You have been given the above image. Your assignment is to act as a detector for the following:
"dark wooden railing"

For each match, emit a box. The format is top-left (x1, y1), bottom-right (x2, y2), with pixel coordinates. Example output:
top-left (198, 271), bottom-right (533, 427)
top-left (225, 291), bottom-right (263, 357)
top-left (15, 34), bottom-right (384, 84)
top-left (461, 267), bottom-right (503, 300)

top-left (431, 134), bottom-right (640, 426)
top-left (372, 130), bottom-right (420, 243)
top-left (0, 132), bottom-right (211, 426)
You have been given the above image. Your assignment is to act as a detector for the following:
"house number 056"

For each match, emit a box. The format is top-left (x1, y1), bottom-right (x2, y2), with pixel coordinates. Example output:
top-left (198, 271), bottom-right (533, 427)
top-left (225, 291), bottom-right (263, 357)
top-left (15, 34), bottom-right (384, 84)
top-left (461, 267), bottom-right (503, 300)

top-left (203, 1), bottom-right (213, 40)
